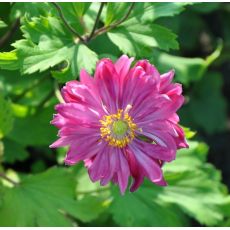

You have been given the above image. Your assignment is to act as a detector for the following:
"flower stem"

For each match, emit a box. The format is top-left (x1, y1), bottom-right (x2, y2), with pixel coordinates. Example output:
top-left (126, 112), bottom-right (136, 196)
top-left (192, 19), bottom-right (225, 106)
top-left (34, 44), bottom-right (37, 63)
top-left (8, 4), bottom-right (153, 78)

top-left (0, 172), bottom-right (19, 186)
top-left (0, 18), bottom-right (20, 48)
top-left (86, 2), bottom-right (105, 42)
top-left (90, 2), bottom-right (135, 40)
top-left (51, 2), bottom-right (85, 43)
top-left (36, 87), bottom-right (55, 111)
top-left (54, 81), bottom-right (64, 103)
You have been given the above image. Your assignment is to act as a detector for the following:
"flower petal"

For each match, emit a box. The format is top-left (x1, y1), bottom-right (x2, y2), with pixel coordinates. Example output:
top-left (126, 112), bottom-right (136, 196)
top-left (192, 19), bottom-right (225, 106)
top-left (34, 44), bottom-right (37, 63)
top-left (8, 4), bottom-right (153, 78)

top-left (128, 143), bottom-right (163, 183)
top-left (94, 58), bottom-right (120, 113)
top-left (133, 139), bottom-right (176, 162)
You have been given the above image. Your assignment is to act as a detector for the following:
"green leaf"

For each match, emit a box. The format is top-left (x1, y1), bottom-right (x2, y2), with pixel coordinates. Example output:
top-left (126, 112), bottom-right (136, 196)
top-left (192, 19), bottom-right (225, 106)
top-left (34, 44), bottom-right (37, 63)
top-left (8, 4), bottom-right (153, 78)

top-left (110, 140), bottom-right (229, 226)
top-left (190, 3), bottom-right (221, 14)
top-left (0, 167), bottom-right (74, 226)
top-left (0, 167), bottom-right (107, 226)
top-left (10, 2), bottom-right (51, 20)
top-left (108, 22), bottom-right (178, 56)
top-left (2, 139), bottom-right (29, 164)
top-left (0, 95), bottom-right (14, 139)
top-left (151, 42), bottom-right (223, 85)
top-left (110, 187), bottom-right (188, 227)
top-left (71, 195), bottom-right (107, 223)
top-left (0, 20), bottom-right (7, 28)
top-left (152, 52), bottom-right (207, 85)
top-left (130, 2), bottom-right (189, 23)
top-left (53, 3), bottom-right (91, 35)
top-left (13, 16), bottom-right (98, 79)
top-left (180, 72), bottom-right (227, 134)
top-left (105, 3), bottom-right (131, 26)
top-left (182, 126), bottom-right (196, 139)
top-left (164, 141), bottom-right (208, 173)
top-left (8, 106), bottom-right (56, 146)
top-left (160, 169), bottom-right (227, 226)
top-left (0, 51), bottom-right (20, 71)
top-left (160, 140), bottom-right (229, 226)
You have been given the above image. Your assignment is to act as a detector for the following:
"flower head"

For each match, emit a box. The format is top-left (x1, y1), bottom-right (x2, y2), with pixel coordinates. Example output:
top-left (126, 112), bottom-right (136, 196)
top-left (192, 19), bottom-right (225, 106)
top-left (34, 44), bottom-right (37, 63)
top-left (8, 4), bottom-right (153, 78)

top-left (50, 55), bottom-right (188, 194)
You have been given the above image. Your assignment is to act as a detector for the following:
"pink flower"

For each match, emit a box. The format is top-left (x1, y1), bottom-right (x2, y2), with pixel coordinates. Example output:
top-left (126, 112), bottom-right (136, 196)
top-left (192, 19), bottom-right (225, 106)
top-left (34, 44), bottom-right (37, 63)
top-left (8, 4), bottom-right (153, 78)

top-left (50, 55), bottom-right (188, 194)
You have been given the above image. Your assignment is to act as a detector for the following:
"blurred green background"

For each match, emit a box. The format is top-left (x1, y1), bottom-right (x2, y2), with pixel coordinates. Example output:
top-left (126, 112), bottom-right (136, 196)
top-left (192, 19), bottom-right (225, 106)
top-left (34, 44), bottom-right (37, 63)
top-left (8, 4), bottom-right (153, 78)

top-left (0, 2), bottom-right (230, 227)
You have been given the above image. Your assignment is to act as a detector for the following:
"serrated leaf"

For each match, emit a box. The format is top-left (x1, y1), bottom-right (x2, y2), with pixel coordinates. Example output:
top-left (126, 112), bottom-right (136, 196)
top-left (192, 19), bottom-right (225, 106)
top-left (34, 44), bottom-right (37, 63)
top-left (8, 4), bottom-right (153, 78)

top-left (0, 167), bottom-right (74, 226)
top-left (110, 140), bottom-right (229, 226)
top-left (110, 187), bottom-right (188, 227)
top-left (13, 16), bottom-right (98, 79)
top-left (0, 167), bottom-right (107, 226)
top-left (10, 2), bottom-right (51, 21)
top-left (0, 95), bottom-right (14, 139)
top-left (130, 2), bottom-right (189, 23)
top-left (0, 51), bottom-right (19, 70)
top-left (161, 168), bottom-right (227, 226)
top-left (160, 140), bottom-right (229, 226)
top-left (108, 22), bottom-right (178, 56)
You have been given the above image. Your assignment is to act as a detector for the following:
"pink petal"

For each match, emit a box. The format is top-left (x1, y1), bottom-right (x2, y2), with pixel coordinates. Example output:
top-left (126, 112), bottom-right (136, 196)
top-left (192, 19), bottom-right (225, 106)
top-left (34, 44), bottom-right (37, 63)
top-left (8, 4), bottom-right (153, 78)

top-left (94, 58), bottom-right (120, 113)
top-left (132, 139), bottom-right (176, 162)
top-left (128, 143), bottom-right (163, 183)
top-left (115, 55), bottom-right (134, 81)
top-left (126, 148), bottom-right (144, 192)
top-left (117, 148), bottom-right (130, 194)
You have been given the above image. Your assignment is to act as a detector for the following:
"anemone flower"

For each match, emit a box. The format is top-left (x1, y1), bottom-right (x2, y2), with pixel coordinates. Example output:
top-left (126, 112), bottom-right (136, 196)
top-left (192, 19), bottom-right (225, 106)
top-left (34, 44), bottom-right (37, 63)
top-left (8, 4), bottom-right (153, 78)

top-left (50, 55), bottom-right (188, 194)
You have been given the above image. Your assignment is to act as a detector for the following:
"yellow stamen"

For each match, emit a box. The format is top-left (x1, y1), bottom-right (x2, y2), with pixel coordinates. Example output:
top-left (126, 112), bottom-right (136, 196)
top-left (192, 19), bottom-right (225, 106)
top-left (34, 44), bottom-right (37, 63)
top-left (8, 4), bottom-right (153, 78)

top-left (99, 108), bottom-right (137, 148)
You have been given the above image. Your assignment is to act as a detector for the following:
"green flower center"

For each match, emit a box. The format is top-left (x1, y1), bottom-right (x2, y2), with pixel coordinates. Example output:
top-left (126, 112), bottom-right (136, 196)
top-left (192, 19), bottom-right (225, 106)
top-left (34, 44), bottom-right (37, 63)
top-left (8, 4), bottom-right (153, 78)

top-left (112, 120), bottom-right (128, 136)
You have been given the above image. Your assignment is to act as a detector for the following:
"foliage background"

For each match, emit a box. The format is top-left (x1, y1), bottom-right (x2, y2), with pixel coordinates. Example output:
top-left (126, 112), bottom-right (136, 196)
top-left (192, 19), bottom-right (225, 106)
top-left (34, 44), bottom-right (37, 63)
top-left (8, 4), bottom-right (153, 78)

top-left (0, 2), bottom-right (230, 227)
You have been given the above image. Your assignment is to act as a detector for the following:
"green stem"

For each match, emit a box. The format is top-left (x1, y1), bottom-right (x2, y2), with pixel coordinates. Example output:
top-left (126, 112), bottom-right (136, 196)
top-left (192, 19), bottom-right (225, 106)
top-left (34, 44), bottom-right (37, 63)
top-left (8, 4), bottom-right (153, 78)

top-left (90, 2), bottom-right (135, 40)
top-left (51, 2), bottom-right (85, 43)
top-left (54, 81), bottom-right (64, 103)
top-left (0, 18), bottom-right (20, 48)
top-left (86, 2), bottom-right (105, 42)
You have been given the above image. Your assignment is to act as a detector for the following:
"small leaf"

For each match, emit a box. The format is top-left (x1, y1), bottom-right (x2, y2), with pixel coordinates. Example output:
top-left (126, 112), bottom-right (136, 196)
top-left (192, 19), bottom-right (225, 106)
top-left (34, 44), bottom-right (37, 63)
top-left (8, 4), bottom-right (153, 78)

top-left (181, 126), bottom-right (196, 139)
top-left (108, 22), bottom-right (178, 56)
top-left (13, 16), bottom-right (98, 79)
